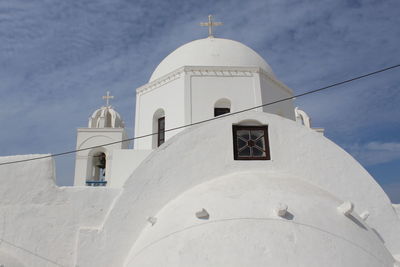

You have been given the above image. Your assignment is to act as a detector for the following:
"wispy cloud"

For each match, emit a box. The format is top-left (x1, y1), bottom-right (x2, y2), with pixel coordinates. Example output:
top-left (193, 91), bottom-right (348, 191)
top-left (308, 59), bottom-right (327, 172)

top-left (345, 142), bottom-right (400, 166)
top-left (0, 0), bottom-right (399, 200)
top-left (382, 183), bottom-right (400, 204)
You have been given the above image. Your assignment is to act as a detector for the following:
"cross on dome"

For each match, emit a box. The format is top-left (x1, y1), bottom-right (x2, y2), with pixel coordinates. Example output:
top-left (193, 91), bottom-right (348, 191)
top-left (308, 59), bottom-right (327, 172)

top-left (200, 15), bottom-right (222, 38)
top-left (102, 91), bottom-right (114, 106)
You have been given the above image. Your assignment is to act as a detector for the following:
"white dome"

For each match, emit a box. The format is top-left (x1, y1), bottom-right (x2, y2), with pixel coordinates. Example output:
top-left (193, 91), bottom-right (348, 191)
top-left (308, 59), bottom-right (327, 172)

top-left (149, 37), bottom-right (274, 82)
top-left (126, 174), bottom-right (394, 267)
top-left (88, 106), bottom-right (124, 128)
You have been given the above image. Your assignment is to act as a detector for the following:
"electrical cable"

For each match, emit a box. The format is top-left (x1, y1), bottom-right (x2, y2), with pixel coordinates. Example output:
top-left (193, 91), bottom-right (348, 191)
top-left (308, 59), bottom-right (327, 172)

top-left (0, 63), bottom-right (399, 166)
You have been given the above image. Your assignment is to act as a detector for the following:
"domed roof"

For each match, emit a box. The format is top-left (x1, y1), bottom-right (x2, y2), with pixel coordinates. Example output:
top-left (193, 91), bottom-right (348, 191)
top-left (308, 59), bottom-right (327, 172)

top-left (126, 174), bottom-right (394, 266)
top-left (88, 105), bottom-right (124, 128)
top-left (149, 37), bottom-right (274, 82)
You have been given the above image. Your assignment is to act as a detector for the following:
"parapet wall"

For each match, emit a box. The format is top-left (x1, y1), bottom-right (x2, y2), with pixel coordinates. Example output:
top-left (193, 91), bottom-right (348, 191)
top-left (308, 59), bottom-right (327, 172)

top-left (0, 154), bottom-right (119, 267)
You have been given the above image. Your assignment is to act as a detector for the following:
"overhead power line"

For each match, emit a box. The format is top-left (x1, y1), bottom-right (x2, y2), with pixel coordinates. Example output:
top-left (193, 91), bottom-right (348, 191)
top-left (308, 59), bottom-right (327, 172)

top-left (0, 64), bottom-right (399, 167)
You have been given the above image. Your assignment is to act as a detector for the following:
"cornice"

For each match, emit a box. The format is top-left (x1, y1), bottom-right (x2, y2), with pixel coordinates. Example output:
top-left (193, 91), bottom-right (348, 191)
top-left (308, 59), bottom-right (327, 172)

top-left (136, 66), bottom-right (293, 95)
top-left (77, 128), bottom-right (126, 133)
top-left (185, 66), bottom-right (257, 77)
top-left (136, 68), bottom-right (184, 95)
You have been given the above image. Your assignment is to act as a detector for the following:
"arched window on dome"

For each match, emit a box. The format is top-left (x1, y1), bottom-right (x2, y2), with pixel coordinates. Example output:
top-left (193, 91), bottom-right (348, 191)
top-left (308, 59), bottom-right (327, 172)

top-left (86, 150), bottom-right (107, 186)
top-left (214, 98), bottom-right (231, 117)
top-left (152, 109), bottom-right (165, 148)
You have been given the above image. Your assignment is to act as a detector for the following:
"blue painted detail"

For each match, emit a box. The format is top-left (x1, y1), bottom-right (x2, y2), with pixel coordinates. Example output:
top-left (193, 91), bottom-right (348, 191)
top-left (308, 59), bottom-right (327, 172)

top-left (86, 180), bottom-right (107, 187)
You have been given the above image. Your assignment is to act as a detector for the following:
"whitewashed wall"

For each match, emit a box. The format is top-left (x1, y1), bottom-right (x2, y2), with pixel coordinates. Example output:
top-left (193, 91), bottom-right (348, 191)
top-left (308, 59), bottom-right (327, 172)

top-left (109, 149), bottom-right (152, 188)
top-left (74, 128), bottom-right (128, 186)
top-left (126, 174), bottom-right (394, 267)
top-left (260, 72), bottom-right (295, 119)
top-left (77, 112), bottom-right (400, 266)
top-left (134, 75), bottom-right (186, 149)
top-left (1, 113), bottom-right (399, 266)
top-left (0, 155), bottom-right (119, 267)
top-left (134, 66), bottom-right (295, 150)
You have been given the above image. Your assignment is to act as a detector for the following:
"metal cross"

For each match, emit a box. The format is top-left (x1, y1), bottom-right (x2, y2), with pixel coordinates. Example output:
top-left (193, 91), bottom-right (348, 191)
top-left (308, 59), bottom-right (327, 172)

top-left (102, 91), bottom-right (114, 106)
top-left (200, 15), bottom-right (222, 38)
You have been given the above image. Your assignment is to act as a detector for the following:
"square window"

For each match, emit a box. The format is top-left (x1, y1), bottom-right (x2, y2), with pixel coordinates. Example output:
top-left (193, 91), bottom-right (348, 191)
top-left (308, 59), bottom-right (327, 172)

top-left (232, 125), bottom-right (270, 160)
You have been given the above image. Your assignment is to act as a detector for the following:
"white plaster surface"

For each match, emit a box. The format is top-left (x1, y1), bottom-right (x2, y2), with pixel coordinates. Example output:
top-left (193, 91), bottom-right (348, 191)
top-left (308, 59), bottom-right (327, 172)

top-left (149, 37), bottom-right (274, 81)
top-left (395, 204), bottom-right (400, 218)
top-left (260, 73), bottom-right (295, 119)
top-left (126, 174), bottom-right (394, 267)
top-left (109, 149), bottom-right (152, 188)
top-left (135, 66), bottom-right (295, 149)
top-left (134, 76), bottom-right (186, 149)
top-left (0, 251), bottom-right (25, 267)
top-left (3, 36), bottom-right (400, 267)
top-left (74, 128), bottom-right (128, 186)
top-left (190, 73), bottom-right (294, 122)
top-left (76, 112), bottom-right (400, 266)
top-left (2, 112), bottom-right (400, 266)
top-left (0, 154), bottom-right (119, 267)
top-left (135, 38), bottom-right (295, 150)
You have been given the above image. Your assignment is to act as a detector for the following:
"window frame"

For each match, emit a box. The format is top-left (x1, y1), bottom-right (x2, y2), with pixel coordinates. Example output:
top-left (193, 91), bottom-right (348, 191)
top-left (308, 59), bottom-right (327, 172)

top-left (232, 125), bottom-right (271, 160)
top-left (214, 107), bottom-right (231, 117)
top-left (157, 116), bottom-right (165, 147)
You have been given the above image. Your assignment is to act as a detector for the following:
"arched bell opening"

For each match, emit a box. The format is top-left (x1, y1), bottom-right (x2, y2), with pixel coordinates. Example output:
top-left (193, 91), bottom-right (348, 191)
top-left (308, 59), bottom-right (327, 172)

top-left (86, 149), bottom-right (108, 186)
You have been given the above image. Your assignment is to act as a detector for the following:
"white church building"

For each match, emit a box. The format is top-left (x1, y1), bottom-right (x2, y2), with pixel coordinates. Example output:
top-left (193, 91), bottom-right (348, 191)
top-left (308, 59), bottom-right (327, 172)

top-left (1, 18), bottom-right (400, 267)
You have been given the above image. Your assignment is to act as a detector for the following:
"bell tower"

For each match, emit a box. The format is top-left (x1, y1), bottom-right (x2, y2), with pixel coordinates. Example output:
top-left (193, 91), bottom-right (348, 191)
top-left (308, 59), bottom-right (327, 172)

top-left (73, 92), bottom-right (128, 186)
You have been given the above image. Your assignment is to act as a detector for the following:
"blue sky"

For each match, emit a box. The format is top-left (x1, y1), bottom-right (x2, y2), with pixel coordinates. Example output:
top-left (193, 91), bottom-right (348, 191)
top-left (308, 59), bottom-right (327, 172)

top-left (0, 0), bottom-right (399, 202)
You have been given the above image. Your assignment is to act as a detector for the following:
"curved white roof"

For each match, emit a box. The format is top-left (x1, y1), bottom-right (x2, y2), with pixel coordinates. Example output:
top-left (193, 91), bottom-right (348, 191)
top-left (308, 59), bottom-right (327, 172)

top-left (88, 105), bottom-right (124, 128)
top-left (149, 37), bottom-right (274, 82)
top-left (126, 173), bottom-right (394, 266)
top-left (79, 111), bottom-right (400, 266)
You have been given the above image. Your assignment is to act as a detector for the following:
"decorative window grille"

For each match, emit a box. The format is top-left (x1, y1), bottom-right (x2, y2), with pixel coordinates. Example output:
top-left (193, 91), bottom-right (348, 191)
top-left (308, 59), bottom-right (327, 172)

top-left (232, 125), bottom-right (270, 160)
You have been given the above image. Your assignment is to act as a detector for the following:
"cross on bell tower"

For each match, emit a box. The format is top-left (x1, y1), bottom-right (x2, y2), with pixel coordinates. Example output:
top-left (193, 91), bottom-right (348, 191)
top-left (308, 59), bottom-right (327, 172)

top-left (200, 15), bottom-right (223, 38)
top-left (74, 90), bottom-right (127, 187)
top-left (102, 91), bottom-right (114, 107)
